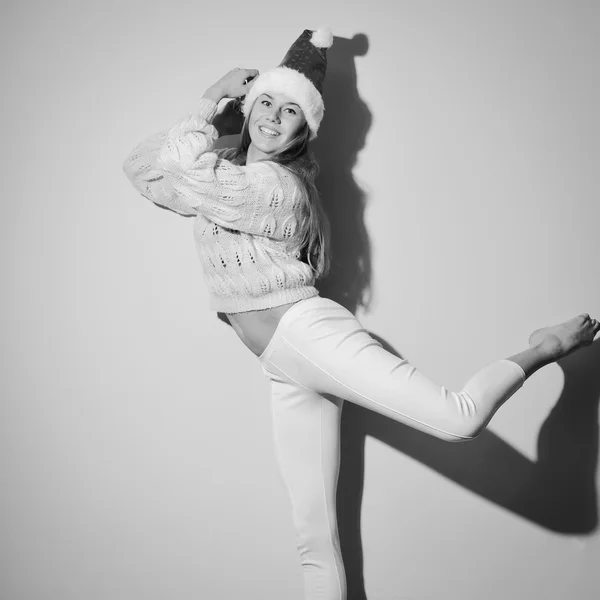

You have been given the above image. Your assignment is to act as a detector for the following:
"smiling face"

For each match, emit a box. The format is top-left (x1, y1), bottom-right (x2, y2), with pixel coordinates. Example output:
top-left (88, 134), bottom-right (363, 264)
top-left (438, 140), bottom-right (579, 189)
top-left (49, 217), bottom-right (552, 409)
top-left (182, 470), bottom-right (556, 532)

top-left (247, 92), bottom-right (307, 160)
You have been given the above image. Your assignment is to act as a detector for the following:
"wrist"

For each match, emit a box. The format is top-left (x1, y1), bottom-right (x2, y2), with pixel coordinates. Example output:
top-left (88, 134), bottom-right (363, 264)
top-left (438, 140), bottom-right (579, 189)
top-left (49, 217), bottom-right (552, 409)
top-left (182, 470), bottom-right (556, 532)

top-left (203, 86), bottom-right (225, 104)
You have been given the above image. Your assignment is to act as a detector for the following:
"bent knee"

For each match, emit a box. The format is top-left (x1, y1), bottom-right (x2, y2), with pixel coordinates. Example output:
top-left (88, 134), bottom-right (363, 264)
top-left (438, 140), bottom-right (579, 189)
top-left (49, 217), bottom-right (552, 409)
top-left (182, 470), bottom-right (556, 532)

top-left (439, 422), bottom-right (486, 443)
top-left (446, 432), bottom-right (478, 443)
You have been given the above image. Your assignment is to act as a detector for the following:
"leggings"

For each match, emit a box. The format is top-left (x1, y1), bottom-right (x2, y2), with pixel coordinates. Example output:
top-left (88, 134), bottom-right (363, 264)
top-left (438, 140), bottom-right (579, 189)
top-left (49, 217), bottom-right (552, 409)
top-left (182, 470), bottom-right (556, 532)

top-left (258, 296), bottom-right (526, 600)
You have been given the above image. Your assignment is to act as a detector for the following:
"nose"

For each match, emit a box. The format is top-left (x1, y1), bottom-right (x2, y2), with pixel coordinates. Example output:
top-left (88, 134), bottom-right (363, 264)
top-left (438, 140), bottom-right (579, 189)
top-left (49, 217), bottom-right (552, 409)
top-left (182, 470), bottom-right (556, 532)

top-left (267, 107), bottom-right (281, 124)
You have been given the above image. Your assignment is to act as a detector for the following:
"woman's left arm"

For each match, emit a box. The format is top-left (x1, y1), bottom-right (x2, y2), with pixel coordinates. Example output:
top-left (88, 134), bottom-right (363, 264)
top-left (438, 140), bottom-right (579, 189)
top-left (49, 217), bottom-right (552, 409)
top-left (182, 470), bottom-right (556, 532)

top-left (123, 68), bottom-right (285, 230)
top-left (124, 102), bottom-right (302, 240)
top-left (122, 64), bottom-right (256, 215)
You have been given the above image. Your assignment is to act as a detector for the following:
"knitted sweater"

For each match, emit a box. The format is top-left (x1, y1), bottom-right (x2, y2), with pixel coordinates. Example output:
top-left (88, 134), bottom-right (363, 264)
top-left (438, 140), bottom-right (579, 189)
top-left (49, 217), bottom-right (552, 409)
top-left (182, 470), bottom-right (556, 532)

top-left (123, 98), bottom-right (319, 313)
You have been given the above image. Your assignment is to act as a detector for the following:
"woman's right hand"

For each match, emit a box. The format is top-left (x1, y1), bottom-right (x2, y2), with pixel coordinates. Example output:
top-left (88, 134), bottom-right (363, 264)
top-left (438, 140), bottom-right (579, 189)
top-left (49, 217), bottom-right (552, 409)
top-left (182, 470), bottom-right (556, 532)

top-left (203, 68), bottom-right (259, 103)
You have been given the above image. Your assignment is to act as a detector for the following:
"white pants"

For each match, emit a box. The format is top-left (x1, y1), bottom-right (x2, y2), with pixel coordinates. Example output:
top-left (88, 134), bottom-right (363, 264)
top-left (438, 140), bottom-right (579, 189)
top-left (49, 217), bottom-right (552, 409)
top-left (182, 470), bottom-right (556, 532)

top-left (259, 296), bottom-right (526, 600)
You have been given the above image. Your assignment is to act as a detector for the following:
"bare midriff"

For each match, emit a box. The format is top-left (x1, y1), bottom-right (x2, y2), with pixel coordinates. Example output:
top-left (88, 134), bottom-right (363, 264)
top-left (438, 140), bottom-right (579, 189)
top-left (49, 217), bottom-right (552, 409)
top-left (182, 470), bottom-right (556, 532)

top-left (225, 301), bottom-right (299, 357)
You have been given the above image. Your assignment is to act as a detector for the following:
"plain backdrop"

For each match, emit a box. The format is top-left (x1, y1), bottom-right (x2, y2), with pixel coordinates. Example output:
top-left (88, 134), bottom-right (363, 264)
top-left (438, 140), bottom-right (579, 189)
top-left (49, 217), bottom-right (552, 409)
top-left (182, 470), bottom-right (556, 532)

top-left (1, 1), bottom-right (599, 599)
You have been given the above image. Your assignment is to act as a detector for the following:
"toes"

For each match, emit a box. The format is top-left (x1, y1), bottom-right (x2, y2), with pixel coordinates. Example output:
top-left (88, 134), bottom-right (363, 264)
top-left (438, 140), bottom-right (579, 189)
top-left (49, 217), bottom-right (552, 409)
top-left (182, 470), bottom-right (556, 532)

top-left (573, 313), bottom-right (589, 324)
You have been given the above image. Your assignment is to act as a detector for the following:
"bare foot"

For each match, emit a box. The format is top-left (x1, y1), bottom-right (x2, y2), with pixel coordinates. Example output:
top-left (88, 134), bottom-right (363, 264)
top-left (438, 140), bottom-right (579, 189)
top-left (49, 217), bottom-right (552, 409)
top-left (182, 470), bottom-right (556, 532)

top-left (529, 314), bottom-right (600, 360)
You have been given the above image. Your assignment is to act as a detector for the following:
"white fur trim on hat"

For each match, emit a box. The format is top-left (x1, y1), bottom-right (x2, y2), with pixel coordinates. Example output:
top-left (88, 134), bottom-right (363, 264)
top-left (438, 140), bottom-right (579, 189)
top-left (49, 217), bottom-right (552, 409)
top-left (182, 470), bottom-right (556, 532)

top-left (242, 67), bottom-right (324, 140)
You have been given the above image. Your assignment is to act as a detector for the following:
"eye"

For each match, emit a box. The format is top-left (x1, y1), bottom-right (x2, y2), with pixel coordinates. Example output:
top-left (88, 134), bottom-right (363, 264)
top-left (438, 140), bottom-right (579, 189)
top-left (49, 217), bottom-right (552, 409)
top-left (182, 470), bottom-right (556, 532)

top-left (285, 107), bottom-right (297, 115)
top-left (261, 99), bottom-right (272, 107)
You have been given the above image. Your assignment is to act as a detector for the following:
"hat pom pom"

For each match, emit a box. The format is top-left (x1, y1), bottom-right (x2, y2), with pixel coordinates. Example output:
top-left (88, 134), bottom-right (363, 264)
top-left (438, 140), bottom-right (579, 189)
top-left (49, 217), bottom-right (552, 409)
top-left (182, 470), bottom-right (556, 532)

top-left (310, 28), bottom-right (333, 49)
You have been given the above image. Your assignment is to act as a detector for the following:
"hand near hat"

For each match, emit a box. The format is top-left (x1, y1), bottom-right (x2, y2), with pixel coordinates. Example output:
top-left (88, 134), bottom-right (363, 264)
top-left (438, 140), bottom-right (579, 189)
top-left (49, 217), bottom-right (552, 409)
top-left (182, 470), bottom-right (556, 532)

top-left (203, 68), bottom-right (259, 104)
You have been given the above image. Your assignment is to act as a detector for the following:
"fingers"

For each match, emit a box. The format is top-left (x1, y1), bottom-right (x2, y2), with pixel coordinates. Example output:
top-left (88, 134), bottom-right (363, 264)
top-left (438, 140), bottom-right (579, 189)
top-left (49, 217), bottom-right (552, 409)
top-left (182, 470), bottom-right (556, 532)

top-left (236, 69), bottom-right (259, 98)
top-left (242, 68), bottom-right (259, 80)
top-left (232, 67), bottom-right (259, 81)
top-left (218, 68), bottom-right (260, 99)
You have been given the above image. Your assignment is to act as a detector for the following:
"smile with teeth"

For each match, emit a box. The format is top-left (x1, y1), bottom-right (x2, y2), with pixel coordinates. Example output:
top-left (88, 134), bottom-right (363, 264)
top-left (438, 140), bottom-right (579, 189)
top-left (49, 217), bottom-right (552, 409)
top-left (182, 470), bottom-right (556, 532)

top-left (259, 125), bottom-right (280, 138)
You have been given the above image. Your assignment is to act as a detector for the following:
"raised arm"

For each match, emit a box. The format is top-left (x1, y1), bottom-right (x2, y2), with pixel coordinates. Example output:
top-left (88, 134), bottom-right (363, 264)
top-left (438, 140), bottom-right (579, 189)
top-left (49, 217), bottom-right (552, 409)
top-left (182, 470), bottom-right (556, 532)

top-left (123, 69), bottom-right (304, 240)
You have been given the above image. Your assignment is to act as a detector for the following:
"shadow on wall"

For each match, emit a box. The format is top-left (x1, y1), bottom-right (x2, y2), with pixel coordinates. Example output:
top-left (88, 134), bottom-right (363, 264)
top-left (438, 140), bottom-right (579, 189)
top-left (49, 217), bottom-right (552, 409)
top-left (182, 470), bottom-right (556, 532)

top-left (316, 34), bottom-right (600, 600)
top-left (312, 34), bottom-right (373, 315)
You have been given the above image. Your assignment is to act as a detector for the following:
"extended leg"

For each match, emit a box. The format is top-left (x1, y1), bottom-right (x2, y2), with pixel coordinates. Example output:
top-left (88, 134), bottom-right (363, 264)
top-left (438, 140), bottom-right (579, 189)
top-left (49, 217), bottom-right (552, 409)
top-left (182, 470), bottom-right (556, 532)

top-left (261, 299), bottom-right (600, 442)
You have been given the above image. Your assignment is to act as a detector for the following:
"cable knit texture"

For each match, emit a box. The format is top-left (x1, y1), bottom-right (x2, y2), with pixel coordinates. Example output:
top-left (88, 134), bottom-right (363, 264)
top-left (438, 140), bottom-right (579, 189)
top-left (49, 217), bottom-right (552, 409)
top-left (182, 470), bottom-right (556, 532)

top-left (123, 98), bottom-right (319, 313)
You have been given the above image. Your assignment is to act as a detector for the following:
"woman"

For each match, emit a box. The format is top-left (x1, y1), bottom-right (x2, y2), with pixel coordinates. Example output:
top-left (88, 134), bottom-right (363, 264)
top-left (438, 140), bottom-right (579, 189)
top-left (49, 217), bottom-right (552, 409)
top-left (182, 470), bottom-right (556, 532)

top-left (123, 29), bottom-right (599, 600)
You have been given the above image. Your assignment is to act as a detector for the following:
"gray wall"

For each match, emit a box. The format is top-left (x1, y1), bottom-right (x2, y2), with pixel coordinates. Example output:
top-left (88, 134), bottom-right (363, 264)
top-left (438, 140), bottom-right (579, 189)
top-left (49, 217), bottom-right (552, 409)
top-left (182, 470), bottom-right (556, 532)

top-left (2, 1), bottom-right (599, 598)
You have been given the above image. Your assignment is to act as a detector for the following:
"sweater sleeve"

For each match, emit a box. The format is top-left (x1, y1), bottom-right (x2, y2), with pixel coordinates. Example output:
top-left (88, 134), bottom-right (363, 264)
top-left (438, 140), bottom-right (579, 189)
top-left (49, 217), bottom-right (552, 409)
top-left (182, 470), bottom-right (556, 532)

top-left (123, 99), bottom-right (304, 240)
top-left (122, 129), bottom-right (198, 217)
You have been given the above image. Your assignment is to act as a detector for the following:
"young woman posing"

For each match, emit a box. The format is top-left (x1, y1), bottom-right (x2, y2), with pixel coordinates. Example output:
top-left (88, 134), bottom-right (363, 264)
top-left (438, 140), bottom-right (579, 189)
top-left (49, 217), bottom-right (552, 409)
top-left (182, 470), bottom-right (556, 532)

top-left (123, 29), bottom-right (599, 600)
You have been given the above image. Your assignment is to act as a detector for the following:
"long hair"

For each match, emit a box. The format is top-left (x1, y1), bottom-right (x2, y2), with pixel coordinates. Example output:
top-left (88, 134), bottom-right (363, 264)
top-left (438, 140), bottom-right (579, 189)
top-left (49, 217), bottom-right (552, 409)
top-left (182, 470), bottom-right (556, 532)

top-left (229, 111), bottom-right (330, 279)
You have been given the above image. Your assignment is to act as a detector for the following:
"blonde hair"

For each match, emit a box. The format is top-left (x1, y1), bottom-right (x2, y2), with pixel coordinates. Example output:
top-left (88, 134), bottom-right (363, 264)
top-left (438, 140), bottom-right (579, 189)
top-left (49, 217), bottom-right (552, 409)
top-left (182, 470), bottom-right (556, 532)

top-left (229, 111), bottom-right (330, 279)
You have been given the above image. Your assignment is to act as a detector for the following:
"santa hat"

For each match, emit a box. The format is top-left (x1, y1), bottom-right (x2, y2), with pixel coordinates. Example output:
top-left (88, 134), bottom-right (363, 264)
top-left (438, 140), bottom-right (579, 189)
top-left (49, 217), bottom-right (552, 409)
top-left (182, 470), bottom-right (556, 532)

top-left (242, 28), bottom-right (333, 140)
